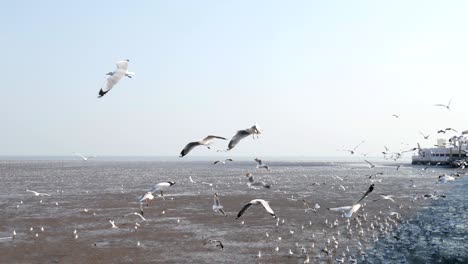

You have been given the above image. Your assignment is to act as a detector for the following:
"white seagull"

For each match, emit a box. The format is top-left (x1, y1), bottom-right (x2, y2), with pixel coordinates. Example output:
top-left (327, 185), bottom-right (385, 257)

top-left (236, 199), bottom-right (276, 219)
top-left (227, 123), bottom-right (261, 150)
top-left (339, 141), bottom-right (365, 155)
top-left (26, 189), bottom-right (51, 197)
top-left (434, 97), bottom-right (453, 111)
top-left (245, 172), bottom-right (271, 189)
top-left (328, 184), bottom-right (375, 218)
top-left (213, 159), bottom-right (233, 165)
top-left (125, 212), bottom-right (147, 221)
top-left (212, 193), bottom-right (226, 216)
top-left (254, 158), bottom-right (270, 171)
top-left (180, 135), bottom-right (227, 157)
top-left (98, 59), bottom-right (134, 98)
top-left (73, 152), bottom-right (94, 161)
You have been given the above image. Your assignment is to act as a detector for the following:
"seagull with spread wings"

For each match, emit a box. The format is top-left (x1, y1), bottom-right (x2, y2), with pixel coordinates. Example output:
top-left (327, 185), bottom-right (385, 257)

top-left (98, 59), bottom-right (134, 98)
top-left (254, 158), bottom-right (270, 171)
top-left (212, 193), bottom-right (226, 216)
top-left (328, 184), bottom-right (375, 218)
top-left (434, 97), bottom-right (453, 111)
top-left (180, 136), bottom-right (227, 157)
top-left (339, 141), bottom-right (365, 155)
top-left (227, 123), bottom-right (261, 150)
top-left (236, 199), bottom-right (276, 219)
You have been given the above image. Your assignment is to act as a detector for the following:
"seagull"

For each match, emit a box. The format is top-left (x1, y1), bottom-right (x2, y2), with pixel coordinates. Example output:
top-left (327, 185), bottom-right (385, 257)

top-left (109, 220), bottom-right (118, 229)
top-left (25, 189), bottom-right (50, 197)
top-left (434, 97), bottom-right (453, 111)
top-left (149, 181), bottom-right (176, 198)
top-left (245, 172), bottom-right (271, 189)
top-left (98, 59), bottom-right (134, 98)
top-left (125, 212), bottom-right (147, 221)
top-left (236, 199), bottom-right (276, 219)
top-left (438, 174), bottom-right (455, 183)
top-left (328, 184), bottom-right (375, 218)
top-left (73, 152), bottom-right (95, 161)
top-left (212, 193), bottom-right (226, 216)
top-left (98, 59), bottom-right (134, 97)
top-left (302, 199), bottom-right (317, 213)
top-left (419, 131), bottom-right (430, 139)
top-left (227, 123), bottom-right (261, 150)
top-left (372, 194), bottom-right (396, 203)
top-left (392, 114), bottom-right (399, 118)
top-left (339, 141), bottom-right (365, 155)
top-left (213, 159), bottom-right (233, 165)
top-left (189, 176), bottom-right (196, 184)
top-left (180, 136), bottom-right (227, 157)
top-left (364, 160), bottom-right (375, 169)
top-left (203, 239), bottom-right (224, 249)
top-left (254, 158), bottom-right (270, 171)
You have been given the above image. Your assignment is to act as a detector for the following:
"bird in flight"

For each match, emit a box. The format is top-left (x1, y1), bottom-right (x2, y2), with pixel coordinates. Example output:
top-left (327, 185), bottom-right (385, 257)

top-left (26, 189), bottom-right (51, 197)
top-left (434, 97), bottom-right (453, 111)
top-left (339, 141), bottom-right (365, 155)
top-left (212, 193), bottom-right (226, 216)
top-left (418, 131), bottom-right (430, 139)
top-left (180, 136), bottom-right (227, 157)
top-left (213, 159), bottom-right (233, 165)
top-left (328, 184), bottom-right (375, 218)
top-left (236, 199), bottom-right (276, 219)
top-left (227, 123), bottom-right (261, 150)
top-left (98, 59), bottom-right (134, 98)
top-left (254, 158), bottom-right (270, 171)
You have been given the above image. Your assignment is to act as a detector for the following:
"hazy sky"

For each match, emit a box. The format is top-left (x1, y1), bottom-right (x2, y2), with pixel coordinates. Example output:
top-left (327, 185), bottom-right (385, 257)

top-left (1, 1), bottom-right (468, 157)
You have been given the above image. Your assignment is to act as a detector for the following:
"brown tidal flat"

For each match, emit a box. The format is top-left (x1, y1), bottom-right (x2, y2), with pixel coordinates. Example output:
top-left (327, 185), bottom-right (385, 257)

top-left (0, 160), bottom-right (456, 263)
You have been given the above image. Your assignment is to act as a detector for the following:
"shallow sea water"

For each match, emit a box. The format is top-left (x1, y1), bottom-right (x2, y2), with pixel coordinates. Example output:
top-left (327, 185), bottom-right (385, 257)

top-left (0, 159), bottom-right (466, 263)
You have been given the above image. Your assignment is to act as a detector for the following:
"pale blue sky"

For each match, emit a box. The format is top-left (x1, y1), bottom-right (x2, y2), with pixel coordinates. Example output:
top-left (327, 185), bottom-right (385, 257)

top-left (1, 1), bottom-right (468, 157)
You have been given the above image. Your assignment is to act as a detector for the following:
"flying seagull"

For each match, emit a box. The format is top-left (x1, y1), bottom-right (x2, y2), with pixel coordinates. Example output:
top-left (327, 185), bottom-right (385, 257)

top-left (434, 97), bottom-right (453, 111)
top-left (392, 114), bottom-right (399, 118)
top-left (418, 131), bottom-right (430, 139)
top-left (73, 152), bottom-right (95, 161)
top-left (212, 193), bottom-right (226, 216)
top-left (213, 159), bottom-right (233, 165)
top-left (98, 59), bottom-right (134, 98)
top-left (180, 136), bottom-right (227, 157)
top-left (26, 189), bottom-right (51, 197)
top-left (328, 184), bottom-right (375, 218)
top-left (227, 123), bottom-right (261, 150)
top-left (236, 199), bottom-right (276, 219)
top-left (254, 158), bottom-right (270, 171)
top-left (339, 141), bottom-right (365, 155)
top-left (373, 194), bottom-right (396, 203)
top-left (149, 181), bottom-right (176, 199)
top-left (245, 172), bottom-right (271, 189)
top-left (364, 159), bottom-right (375, 169)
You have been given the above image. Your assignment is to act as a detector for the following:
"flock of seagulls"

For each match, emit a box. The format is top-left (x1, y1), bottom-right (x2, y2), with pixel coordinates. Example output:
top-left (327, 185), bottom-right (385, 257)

top-left (6, 60), bottom-right (465, 263)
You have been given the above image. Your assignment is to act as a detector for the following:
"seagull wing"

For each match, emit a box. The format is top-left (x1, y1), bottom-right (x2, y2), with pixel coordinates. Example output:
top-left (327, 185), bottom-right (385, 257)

top-left (180, 141), bottom-right (201, 157)
top-left (328, 206), bottom-right (352, 212)
top-left (236, 202), bottom-right (253, 219)
top-left (353, 141), bottom-right (365, 151)
top-left (355, 183), bottom-right (375, 204)
top-left (228, 130), bottom-right (251, 150)
top-left (255, 199), bottom-right (276, 218)
top-left (364, 159), bottom-right (374, 167)
top-left (214, 194), bottom-right (222, 207)
top-left (98, 71), bottom-right (125, 98)
top-left (203, 135), bottom-right (227, 142)
top-left (254, 158), bottom-right (263, 165)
